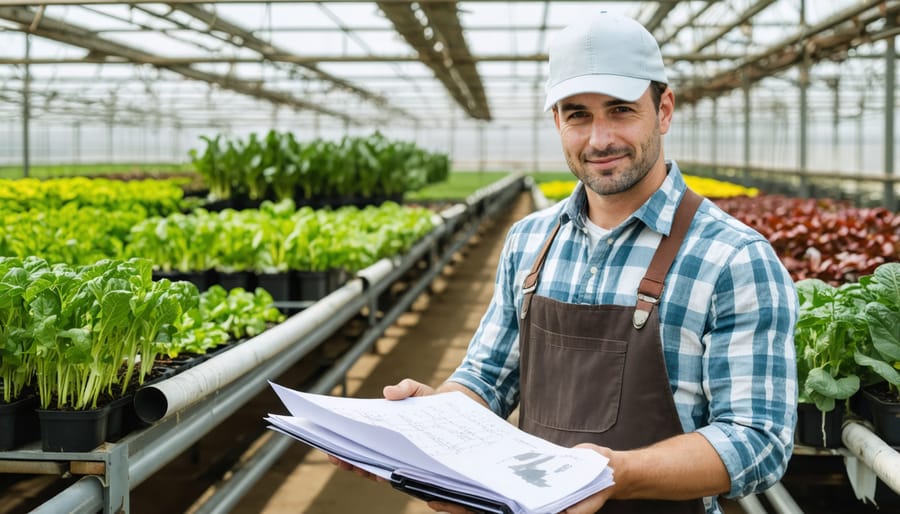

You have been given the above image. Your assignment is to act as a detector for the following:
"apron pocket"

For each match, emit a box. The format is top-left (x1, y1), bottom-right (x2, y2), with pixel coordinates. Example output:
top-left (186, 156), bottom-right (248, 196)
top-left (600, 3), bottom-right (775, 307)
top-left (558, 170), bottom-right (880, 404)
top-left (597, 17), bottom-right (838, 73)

top-left (523, 324), bottom-right (627, 432)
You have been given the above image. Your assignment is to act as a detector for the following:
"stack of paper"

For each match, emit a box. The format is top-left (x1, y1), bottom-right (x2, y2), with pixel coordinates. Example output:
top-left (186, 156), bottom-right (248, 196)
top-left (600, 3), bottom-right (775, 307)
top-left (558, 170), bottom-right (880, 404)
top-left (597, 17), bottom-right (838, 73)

top-left (266, 382), bottom-right (614, 514)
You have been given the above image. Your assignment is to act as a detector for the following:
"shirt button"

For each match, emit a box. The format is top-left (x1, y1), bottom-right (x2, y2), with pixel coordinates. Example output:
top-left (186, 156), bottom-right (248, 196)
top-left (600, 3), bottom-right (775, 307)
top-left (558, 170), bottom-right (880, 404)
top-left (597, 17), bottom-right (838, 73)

top-left (590, 266), bottom-right (598, 275)
top-left (607, 238), bottom-right (614, 245)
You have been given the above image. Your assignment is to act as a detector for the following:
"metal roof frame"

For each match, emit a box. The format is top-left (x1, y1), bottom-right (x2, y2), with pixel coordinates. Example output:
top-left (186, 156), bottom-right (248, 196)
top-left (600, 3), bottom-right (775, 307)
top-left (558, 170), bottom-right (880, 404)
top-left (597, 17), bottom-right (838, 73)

top-left (0, 1), bottom-right (897, 128)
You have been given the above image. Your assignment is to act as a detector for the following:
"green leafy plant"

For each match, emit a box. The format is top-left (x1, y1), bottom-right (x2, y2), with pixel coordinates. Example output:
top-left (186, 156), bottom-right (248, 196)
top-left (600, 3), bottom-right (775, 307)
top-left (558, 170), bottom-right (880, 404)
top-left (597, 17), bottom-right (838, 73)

top-left (0, 257), bottom-right (199, 410)
top-left (159, 285), bottom-right (284, 358)
top-left (794, 279), bottom-right (867, 412)
top-left (0, 257), bottom-right (36, 403)
top-left (852, 262), bottom-right (900, 399)
top-left (188, 131), bottom-right (450, 204)
top-left (795, 261), bottom-right (900, 413)
top-left (124, 200), bottom-right (434, 275)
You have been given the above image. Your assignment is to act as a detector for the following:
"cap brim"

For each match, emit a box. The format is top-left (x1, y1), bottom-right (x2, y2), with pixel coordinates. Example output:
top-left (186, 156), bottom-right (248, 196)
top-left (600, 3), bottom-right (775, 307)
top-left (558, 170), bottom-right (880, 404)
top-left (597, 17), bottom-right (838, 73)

top-left (543, 75), bottom-right (650, 111)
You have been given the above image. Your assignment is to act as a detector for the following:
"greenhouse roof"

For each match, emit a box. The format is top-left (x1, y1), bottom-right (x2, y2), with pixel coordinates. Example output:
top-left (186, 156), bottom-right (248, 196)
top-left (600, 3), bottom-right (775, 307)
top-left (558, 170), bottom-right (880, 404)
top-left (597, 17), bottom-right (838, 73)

top-left (0, 0), bottom-right (898, 129)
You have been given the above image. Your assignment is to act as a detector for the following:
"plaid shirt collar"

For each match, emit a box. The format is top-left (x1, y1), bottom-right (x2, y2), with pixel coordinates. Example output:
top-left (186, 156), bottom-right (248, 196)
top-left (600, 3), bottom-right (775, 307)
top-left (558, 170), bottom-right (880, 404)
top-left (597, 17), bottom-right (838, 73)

top-left (559, 160), bottom-right (687, 238)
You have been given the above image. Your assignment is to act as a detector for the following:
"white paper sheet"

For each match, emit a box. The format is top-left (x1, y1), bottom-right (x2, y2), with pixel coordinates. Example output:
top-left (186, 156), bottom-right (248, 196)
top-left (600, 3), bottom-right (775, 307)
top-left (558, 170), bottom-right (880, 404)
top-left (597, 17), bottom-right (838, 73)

top-left (267, 382), bottom-right (614, 514)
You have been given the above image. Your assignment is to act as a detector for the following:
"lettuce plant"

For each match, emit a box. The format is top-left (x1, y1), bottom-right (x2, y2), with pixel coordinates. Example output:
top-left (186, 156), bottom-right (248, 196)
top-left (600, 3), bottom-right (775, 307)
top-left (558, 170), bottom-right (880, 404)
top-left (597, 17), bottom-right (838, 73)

top-left (188, 131), bottom-right (450, 203)
top-left (0, 257), bottom-right (35, 403)
top-left (159, 285), bottom-right (284, 358)
top-left (0, 257), bottom-right (199, 410)
top-left (796, 261), bottom-right (900, 412)
top-left (795, 279), bottom-right (867, 412)
top-left (852, 262), bottom-right (900, 399)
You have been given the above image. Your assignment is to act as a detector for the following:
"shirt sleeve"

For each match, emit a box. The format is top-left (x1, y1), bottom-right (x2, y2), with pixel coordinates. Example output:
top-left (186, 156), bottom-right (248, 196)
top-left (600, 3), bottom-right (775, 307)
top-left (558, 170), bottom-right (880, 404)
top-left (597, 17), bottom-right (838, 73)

top-left (448, 228), bottom-right (524, 419)
top-left (697, 239), bottom-right (799, 498)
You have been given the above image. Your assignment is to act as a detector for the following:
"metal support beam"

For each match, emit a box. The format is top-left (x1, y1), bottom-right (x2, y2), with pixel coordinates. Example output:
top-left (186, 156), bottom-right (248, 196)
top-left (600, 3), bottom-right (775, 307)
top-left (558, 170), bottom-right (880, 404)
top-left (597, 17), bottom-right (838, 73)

top-left (798, 55), bottom-right (810, 195)
top-left (168, 3), bottom-right (411, 120)
top-left (0, 0), bottom-right (650, 3)
top-left (743, 76), bottom-right (751, 184)
top-left (378, 1), bottom-right (491, 120)
top-left (710, 96), bottom-right (718, 172)
top-left (830, 77), bottom-right (840, 165)
top-left (680, 0), bottom-right (900, 104)
top-left (884, 21), bottom-right (897, 211)
top-left (0, 51), bottom-right (751, 66)
top-left (643, 2), bottom-right (677, 34)
top-left (0, 6), bottom-right (354, 123)
top-left (22, 32), bottom-right (31, 178)
top-left (657, 1), bottom-right (716, 47)
top-left (692, 0), bottom-right (777, 53)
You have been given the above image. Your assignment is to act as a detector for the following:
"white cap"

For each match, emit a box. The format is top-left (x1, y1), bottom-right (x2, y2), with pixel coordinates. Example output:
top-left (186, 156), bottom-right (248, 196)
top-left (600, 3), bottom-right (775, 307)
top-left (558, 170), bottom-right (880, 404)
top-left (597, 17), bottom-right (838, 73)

top-left (544, 11), bottom-right (668, 111)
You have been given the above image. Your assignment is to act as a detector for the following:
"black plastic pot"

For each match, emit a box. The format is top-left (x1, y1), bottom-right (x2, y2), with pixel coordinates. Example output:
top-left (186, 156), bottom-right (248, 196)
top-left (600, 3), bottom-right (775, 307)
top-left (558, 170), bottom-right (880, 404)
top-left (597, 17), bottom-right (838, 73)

top-left (291, 269), bottom-right (348, 302)
top-left (796, 401), bottom-right (845, 448)
top-left (105, 394), bottom-right (135, 442)
top-left (256, 272), bottom-right (292, 302)
top-left (861, 386), bottom-right (900, 446)
top-left (38, 405), bottom-right (110, 452)
top-left (216, 270), bottom-right (257, 292)
top-left (152, 269), bottom-right (217, 291)
top-left (0, 394), bottom-right (40, 450)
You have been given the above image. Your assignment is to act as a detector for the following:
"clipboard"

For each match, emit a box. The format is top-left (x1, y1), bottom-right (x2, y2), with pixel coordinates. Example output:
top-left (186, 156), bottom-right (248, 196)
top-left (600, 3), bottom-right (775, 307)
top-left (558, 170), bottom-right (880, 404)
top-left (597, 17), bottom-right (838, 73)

top-left (391, 473), bottom-right (514, 514)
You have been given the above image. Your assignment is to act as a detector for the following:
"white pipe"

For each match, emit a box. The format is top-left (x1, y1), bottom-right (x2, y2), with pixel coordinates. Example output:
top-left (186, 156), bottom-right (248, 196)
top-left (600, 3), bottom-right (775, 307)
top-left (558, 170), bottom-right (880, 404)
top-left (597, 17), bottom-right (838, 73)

top-left (355, 257), bottom-right (396, 288)
top-left (134, 280), bottom-right (364, 422)
top-left (441, 202), bottom-right (468, 221)
top-left (842, 420), bottom-right (900, 494)
top-left (531, 184), bottom-right (552, 211)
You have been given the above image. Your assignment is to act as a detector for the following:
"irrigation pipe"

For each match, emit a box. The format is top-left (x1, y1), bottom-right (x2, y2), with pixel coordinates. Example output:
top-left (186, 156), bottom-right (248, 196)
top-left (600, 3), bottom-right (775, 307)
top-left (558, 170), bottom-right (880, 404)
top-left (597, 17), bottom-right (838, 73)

top-left (132, 281), bottom-right (366, 423)
top-left (842, 420), bottom-right (900, 495)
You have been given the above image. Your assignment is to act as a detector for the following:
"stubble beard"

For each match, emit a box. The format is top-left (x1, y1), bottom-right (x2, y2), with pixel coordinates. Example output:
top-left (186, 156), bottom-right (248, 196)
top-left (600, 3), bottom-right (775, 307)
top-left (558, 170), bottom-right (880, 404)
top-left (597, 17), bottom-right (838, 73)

top-left (568, 124), bottom-right (662, 197)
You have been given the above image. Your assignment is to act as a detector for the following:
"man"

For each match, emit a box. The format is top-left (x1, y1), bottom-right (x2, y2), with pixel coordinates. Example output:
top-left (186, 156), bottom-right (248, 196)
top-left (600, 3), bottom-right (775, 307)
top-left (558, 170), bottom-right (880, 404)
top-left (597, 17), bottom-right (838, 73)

top-left (337, 11), bottom-right (799, 514)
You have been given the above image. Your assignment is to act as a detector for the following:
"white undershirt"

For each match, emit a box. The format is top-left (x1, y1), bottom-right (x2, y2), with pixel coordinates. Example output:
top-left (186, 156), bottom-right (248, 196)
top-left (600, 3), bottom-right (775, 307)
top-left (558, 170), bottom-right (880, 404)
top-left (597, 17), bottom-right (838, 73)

top-left (584, 216), bottom-right (612, 249)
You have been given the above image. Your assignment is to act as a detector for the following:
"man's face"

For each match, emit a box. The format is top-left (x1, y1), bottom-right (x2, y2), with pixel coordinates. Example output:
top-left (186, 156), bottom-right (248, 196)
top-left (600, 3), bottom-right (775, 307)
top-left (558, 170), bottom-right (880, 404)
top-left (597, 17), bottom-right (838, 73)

top-left (553, 87), bottom-right (673, 197)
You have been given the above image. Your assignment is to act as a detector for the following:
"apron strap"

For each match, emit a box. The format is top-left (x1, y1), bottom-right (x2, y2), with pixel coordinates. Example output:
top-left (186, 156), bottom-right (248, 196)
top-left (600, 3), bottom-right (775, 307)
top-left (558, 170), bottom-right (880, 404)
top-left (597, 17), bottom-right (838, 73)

top-left (633, 189), bottom-right (704, 329)
top-left (520, 222), bottom-right (561, 320)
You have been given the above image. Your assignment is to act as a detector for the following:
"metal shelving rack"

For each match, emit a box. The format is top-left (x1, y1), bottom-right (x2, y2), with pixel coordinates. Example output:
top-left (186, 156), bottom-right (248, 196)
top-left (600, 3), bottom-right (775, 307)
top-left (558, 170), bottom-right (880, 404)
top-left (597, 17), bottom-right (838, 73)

top-left (0, 174), bottom-right (527, 514)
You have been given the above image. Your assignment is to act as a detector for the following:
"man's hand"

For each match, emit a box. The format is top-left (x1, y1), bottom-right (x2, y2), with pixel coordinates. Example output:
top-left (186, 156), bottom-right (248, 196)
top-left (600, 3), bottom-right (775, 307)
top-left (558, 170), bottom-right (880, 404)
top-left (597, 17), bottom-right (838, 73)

top-left (383, 378), bottom-right (436, 400)
top-left (556, 444), bottom-right (617, 513)
top-left (326, 455), bottom-right (386, 482)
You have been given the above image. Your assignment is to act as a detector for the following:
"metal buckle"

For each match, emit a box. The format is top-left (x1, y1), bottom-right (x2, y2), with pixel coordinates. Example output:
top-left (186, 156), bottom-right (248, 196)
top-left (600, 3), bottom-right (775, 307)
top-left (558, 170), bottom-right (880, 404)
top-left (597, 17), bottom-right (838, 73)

top-left (522, 284), bottom-right (537, 294)
top-left (637, 293), bottom-right (659, 304)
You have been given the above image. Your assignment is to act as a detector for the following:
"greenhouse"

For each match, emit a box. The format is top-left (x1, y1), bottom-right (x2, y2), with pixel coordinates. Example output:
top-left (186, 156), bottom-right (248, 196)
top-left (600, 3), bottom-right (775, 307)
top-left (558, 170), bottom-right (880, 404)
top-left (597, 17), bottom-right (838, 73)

top-left (0, 1), bottom-right (899, 513)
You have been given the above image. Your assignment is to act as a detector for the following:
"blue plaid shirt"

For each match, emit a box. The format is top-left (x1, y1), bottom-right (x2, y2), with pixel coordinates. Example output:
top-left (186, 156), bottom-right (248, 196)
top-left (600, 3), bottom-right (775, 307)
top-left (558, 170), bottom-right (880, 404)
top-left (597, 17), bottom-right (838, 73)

top-left (449, 161), bottom-right (798, 506)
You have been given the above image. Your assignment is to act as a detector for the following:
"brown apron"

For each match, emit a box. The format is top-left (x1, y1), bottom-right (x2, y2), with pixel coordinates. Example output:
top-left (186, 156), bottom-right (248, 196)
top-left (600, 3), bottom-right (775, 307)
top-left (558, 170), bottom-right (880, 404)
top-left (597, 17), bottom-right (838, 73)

top-left (518, 190), bottom-right (705, 514)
